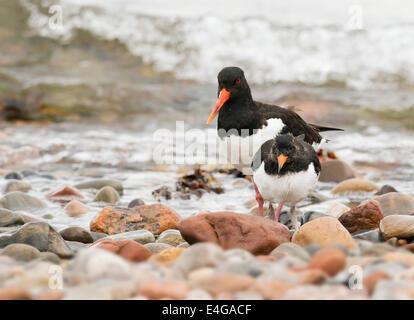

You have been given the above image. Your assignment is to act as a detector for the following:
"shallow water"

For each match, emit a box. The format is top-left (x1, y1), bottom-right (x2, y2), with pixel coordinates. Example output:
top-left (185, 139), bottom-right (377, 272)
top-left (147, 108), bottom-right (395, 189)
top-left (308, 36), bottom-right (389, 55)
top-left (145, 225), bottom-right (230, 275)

top-left (0, 121), bottom-right (412, 231)
top-left (0, 0), bottom-right (413, 231)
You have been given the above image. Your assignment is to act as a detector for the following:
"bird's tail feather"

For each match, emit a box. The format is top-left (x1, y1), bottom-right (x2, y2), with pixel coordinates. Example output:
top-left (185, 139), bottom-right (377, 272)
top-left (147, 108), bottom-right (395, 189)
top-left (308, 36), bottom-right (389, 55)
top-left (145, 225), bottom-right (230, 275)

top-left (309, 123), bottom-right (344, 132)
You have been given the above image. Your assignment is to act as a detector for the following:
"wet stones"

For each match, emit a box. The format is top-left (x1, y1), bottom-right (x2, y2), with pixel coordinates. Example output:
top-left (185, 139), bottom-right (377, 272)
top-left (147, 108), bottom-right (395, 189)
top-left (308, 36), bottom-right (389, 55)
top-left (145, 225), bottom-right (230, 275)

top-left (74, 179), bottom-right (124, 195)
top-left (0, 222), bottom-right (73, 258)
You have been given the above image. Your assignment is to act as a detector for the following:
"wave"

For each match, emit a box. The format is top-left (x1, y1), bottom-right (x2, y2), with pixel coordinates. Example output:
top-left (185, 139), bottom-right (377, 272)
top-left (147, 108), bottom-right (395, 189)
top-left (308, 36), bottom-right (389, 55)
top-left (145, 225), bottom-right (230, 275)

top-left (21, 0), bottom-right (414, 90)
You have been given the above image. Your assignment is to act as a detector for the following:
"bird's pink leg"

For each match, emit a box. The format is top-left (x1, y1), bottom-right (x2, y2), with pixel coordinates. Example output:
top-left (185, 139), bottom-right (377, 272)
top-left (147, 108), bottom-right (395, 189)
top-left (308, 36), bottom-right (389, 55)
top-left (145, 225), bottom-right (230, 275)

top-left (254, 182), bottom-right (264, 217)
top-left (274, 202), bottom-right (285, 222)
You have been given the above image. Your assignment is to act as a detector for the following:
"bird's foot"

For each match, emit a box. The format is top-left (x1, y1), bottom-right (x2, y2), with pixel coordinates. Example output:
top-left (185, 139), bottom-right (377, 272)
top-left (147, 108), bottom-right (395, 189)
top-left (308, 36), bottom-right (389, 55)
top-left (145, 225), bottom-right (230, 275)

top-left (274, 202), bottom-right (284, 222)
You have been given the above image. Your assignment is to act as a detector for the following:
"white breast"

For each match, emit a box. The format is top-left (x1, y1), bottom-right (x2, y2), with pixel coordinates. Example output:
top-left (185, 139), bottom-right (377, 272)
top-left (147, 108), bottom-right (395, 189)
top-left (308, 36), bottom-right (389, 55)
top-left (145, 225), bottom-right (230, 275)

top-left (218, 118), bottom-right (285, 175)
top-left (253, 162), bottom-right (319, 205)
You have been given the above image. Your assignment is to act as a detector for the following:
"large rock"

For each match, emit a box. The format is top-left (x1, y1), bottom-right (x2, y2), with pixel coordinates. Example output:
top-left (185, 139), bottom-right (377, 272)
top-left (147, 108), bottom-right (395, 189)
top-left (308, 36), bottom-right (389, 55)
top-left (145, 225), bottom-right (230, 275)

top-left (75, 179), bottom-right (124, 195)
top-left (0, 192), bottom-right (47, 211)
top-left (338, 200), bottom-right (383, 234)
top-left (380, 215), bottom-right (414, 240)
top-left (0, 208), bottom-right (24, 227)
top-left (332, 178), bottom-right (379, 194)
top-left (374, 192), bottom-right (414, 216)
top-left (0, 222), bottom-right (73, 258)
top-left (319, 160), bottom-right (356, 183)
top-left (90, 205), bottom-right (180, 235)
top-left (179, 212), bottom-right (290, 255)
top-left (292, 216), bottom-right (357, 249)
top-left (89, 239), bottom-right (152, 262)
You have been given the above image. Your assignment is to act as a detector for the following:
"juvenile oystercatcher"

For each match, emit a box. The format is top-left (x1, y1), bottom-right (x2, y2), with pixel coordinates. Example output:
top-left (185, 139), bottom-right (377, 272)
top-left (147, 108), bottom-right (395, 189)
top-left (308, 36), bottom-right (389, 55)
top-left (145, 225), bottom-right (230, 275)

top-left (252, 133), bottom-right (321, 229)
top-left (206, 66), bottom-right (341, 174)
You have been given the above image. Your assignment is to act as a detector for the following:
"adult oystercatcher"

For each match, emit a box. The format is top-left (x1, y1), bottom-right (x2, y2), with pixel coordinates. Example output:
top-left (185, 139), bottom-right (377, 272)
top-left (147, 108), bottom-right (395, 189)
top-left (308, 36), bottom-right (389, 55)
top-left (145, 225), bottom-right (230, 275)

top-left (206, 66), bottom-right (341, 175)
top-left (252, 133), bottom-right (321, 229)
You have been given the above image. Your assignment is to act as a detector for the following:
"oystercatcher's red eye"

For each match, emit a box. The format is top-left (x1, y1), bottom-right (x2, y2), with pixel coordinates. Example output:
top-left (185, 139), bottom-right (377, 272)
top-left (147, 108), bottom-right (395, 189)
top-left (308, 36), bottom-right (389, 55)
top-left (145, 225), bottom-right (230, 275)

top-left (235, 78), bottom-right (240, 84)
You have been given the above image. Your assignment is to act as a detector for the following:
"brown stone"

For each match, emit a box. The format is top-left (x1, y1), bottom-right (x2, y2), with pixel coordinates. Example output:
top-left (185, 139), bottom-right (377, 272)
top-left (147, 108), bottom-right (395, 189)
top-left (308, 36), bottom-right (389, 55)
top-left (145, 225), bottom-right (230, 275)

top-left (363, 271), bottom-right (390, 295)
top-left (319, 160), bottom-right (356, 183)
top-left (46, 186), bottom-right (84, 204)
top-left (139, 281), bottom-right (190, 300)
top-left (149, 247), bottom-right (186, 263)
top-left (89, 239), bottom-right (152, 262)
top-left (64, 200), bottom-right (90, 217)
top-left (374, 192), bottom-right (414, 216)
top-left (307, 248), bottom-right (346, 277)
top-left (0, 288), bottom-right (32, 300)
top-left (179, 212), bottom-right (290, 255)
top-left (338, 200), bottom-right (383, 233)
top-left (90, 204), bottom-right (180, 235)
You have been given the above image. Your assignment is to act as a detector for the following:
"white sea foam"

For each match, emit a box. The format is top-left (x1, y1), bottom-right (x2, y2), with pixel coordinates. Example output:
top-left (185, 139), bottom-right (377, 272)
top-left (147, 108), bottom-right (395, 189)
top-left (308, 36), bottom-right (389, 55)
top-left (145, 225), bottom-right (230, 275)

top-left (21, 0), bottom-right (414, 90)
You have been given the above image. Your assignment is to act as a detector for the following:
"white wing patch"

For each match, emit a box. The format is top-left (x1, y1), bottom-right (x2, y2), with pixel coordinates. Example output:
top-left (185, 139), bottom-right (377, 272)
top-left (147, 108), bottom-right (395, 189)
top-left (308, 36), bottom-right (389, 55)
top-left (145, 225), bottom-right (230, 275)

top-left (218, 118), bottom-right (285, 174)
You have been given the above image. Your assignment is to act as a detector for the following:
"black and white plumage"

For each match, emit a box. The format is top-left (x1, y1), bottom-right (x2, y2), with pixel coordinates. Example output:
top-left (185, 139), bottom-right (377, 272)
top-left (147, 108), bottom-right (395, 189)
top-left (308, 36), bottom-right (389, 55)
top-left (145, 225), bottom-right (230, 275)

top-left (251, 133), bottom-right (321, 230)
top-left (206, 66), bottom-right (341, 174)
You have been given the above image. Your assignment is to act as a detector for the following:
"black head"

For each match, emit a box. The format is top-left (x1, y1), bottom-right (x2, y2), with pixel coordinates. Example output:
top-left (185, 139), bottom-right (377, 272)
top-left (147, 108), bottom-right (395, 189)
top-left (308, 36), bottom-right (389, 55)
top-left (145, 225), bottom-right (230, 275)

top-left (273, 134), bottom-right (297, 173)
top-left (217, 66), bottom-right (250, 99)
top-left (206, 66), bottom-right (252, 125)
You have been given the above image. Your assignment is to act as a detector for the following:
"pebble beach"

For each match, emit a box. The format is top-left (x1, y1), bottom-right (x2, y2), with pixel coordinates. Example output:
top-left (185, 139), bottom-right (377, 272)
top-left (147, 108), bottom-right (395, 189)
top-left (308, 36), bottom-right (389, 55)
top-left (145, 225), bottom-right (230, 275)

top-left (1, 0), bottom-right (414, 300)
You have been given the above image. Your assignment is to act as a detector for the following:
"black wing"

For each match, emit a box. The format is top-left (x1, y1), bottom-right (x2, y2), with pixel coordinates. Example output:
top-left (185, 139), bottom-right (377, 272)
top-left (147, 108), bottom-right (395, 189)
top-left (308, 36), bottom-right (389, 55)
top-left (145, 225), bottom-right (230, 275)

top-left (298, 139), bottom-right (321, 175)
top-left (255, 101), bottom-right (322, 144)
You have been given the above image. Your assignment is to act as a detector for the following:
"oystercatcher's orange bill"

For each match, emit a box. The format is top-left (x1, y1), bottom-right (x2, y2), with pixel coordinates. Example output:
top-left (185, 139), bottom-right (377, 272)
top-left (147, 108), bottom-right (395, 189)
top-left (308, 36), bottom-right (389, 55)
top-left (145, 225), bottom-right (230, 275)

top-left (277, 154), bottom-right (288, 171)
top-left (206, 88), bottom-right (231, 125)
